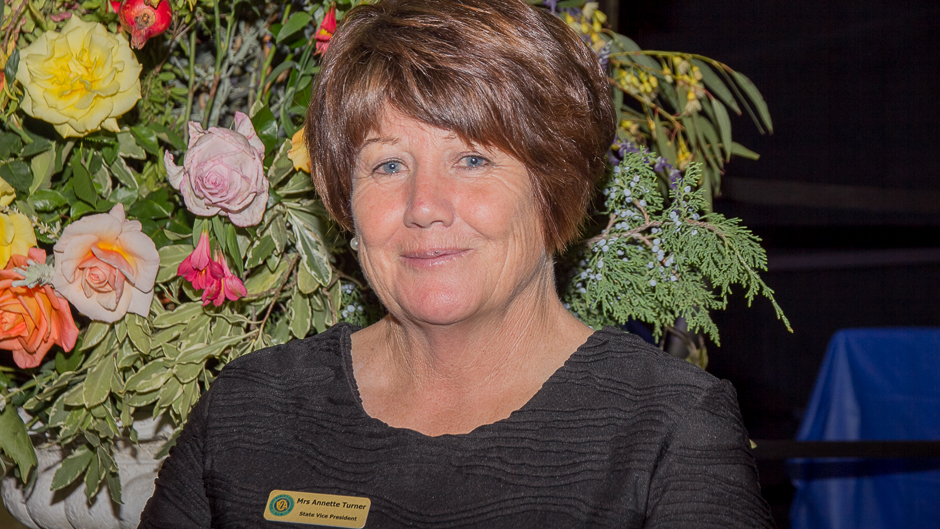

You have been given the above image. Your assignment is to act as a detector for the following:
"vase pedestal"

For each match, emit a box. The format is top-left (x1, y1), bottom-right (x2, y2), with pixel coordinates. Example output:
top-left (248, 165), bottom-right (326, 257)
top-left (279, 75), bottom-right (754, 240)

top-left (1, 417), bottom-right (172, 529)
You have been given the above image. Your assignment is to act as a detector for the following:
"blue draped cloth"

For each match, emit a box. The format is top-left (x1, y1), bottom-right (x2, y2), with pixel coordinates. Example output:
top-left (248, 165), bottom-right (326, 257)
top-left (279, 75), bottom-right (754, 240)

top-left (789, 328), bottom-right (940, 529)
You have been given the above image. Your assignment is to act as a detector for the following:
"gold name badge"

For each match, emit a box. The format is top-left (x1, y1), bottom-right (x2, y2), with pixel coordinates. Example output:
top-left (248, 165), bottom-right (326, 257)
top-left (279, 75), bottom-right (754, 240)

top-left (264, 490), bottom-right (371, 528)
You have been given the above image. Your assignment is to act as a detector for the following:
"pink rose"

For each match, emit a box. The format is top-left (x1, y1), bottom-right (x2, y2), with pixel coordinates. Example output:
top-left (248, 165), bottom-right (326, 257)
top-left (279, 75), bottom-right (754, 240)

top-left (178, 232), bottom-right (247, 306)
top-left (164, 112), bottom-right (268, 227)
top-left (52, 204), bottom-right (160, 323)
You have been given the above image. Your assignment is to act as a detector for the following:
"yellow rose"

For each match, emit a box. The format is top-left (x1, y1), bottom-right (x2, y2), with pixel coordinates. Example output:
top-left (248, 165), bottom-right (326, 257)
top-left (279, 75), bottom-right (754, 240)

top-left (288, 127), bottom-right (311, 173)
top-left (0, 179), bottom-right (15, 207)
top-left (15, 18), bottom-right (142, 138)
top-left (0, 212), bottom-right (37, 269)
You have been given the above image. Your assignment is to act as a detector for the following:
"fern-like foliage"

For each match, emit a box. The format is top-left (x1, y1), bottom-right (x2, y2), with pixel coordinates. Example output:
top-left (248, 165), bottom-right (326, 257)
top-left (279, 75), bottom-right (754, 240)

top-left (562, 151), bottom-right (791, 345)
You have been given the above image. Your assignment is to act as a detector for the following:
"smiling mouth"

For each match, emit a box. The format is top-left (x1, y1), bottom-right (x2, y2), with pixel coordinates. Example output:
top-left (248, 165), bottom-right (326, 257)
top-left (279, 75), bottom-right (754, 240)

top-left (401, 248), bottom-right (470, 266)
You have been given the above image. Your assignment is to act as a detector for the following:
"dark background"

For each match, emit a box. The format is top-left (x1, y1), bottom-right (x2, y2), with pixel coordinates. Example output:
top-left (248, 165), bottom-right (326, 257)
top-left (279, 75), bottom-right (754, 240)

top-left (600, 0), bottom-right (940, 525)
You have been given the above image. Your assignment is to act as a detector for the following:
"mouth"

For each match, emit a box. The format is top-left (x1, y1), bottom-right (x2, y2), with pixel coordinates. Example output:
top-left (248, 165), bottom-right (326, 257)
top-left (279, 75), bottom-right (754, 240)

top-left (401, 247), bottom-right (470, 268)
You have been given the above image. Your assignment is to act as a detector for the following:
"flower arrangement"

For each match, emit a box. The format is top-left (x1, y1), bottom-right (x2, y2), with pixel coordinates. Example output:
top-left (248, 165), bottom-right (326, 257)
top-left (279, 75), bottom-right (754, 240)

top-left (0, 0), bottom-right (786, 507)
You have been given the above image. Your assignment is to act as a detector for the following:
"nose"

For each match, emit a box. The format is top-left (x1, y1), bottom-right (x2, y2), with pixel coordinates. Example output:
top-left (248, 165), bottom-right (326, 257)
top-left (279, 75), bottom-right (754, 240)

top-left (402, 167), bottom-right (454, 229)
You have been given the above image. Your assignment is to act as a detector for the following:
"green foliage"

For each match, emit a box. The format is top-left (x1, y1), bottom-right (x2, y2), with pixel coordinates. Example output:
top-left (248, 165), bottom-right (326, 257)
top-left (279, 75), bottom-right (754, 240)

top-left (562, 151), bottom-right (791, 344)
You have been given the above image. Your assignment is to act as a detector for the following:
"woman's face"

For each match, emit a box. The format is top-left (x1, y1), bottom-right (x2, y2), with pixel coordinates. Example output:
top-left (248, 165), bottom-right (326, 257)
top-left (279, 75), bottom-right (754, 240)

top-left (352, 111), bottom-right (550, 327)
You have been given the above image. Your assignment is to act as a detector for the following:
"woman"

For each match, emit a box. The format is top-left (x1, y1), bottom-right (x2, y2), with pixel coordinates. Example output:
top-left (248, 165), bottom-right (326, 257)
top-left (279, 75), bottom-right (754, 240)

top-left (141, 0), bottom-right (774, 527)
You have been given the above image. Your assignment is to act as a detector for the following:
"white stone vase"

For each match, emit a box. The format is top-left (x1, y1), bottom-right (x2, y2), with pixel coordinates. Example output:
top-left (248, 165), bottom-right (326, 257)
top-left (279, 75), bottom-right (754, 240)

top-left (1, 416), bottom-right (173, 529)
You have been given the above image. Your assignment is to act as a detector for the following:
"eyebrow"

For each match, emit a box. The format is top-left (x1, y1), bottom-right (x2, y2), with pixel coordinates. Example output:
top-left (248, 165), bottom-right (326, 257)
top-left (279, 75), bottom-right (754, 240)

top-left (360, 136), bottom-right (400, 147)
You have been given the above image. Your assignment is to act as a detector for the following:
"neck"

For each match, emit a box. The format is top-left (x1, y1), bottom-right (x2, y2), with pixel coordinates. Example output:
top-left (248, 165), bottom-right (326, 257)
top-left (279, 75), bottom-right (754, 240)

top-left (374, 262), bottom-right (590, 393)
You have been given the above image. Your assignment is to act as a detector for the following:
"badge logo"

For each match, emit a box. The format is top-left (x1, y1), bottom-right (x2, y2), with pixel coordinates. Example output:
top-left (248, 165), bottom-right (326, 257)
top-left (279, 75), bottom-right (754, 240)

top-left (269, 494), bottom-right (295, 517)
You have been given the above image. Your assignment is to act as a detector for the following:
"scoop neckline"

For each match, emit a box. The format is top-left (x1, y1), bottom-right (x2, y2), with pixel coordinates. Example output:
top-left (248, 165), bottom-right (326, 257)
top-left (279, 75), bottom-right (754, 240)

top-left (336, 323), bottom-right (613, 439)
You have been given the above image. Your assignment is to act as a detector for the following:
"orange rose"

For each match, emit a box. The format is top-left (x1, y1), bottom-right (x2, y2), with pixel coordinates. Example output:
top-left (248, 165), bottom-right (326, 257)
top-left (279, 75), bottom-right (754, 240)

top-left (0, 248), bottom-right (79, 368)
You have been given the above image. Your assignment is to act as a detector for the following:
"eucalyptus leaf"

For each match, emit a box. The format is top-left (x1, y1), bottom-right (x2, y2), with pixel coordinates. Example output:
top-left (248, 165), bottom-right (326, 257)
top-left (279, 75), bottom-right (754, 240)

top-left (711, 99), bottom-right (733, 161)
top-left (691, 59), bottom-right (741, 115)
top-left (731, 70), bottom-right (773, 133)
top-left (730, 142), bottom-right (760, 160)
top-left (80, 322), bottom-right (110, 351)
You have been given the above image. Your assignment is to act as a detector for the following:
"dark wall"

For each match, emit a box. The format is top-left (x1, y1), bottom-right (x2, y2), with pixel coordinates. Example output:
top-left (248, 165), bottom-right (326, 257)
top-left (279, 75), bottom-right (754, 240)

top-left (615, 2), bottom-right (940, 525)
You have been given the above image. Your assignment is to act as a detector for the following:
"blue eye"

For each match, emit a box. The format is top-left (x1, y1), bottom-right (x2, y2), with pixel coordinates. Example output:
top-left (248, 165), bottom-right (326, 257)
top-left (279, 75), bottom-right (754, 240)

top-left (375, 161), bottom-right (402, 174)
top-left (461, 155), bottom-right (488, 168)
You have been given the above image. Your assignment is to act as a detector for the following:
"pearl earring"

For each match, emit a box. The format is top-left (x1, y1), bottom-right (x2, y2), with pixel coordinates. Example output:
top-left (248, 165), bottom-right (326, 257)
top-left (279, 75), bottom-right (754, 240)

top-left (349, 236), bottom-right (359, 251)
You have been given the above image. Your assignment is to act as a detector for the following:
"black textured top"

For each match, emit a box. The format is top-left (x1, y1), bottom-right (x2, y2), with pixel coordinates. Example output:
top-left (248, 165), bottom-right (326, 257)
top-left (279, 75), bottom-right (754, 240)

top-left (140, 323), bottom-right (774, 528)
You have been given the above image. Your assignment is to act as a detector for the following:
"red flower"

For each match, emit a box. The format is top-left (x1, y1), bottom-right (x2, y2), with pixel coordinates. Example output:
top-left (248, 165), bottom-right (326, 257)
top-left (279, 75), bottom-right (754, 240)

top-left (315, 4), bottom-right (337, 55)
top-left (115, 0), bottom-right (173, 49)
top-left (202, 252), bottom-right (247, 307)
top-left (177, 232), bottom-right (246, 307)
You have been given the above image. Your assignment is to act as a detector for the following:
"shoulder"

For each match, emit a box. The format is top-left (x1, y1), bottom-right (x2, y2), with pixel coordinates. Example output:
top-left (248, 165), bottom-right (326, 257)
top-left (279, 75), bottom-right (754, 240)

top-left (555, 326), bottom-right (740, 430)
top-left (574, 326), bottom-right (721, 395)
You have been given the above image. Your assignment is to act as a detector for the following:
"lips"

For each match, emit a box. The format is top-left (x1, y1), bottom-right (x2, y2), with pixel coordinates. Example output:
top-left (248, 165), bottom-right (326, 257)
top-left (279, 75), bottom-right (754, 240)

top-left (400, 247), bottom-right (470, 268)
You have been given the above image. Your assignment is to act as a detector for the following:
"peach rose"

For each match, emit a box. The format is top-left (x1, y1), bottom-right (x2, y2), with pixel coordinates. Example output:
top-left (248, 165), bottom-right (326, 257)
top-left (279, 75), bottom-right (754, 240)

top-left (52, 204), bottom-right (160, 322)
top-left (0, 248), bottom-right (79, 368)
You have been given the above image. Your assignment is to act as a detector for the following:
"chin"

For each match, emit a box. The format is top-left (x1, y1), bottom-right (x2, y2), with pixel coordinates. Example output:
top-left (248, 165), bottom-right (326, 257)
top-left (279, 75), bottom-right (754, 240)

top-left (395, 284), bottom-right (486, 327)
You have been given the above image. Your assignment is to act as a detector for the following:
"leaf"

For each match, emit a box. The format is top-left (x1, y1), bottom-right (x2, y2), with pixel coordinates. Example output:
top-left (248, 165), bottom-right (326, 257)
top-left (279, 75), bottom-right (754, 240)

top-left (83, 354), bottom-right (115, 408)
top-left (110, 157), bottom-right (139, 189)
top-left (130, 125), bottom-right (161, 157)
top-left (175, 334), bottom-right (247, 364)
top-left (83, 451), bottom-right (102, 500)
top-left (711, 99), bottom-right (733, 161)
top-left (244, 258), bottom-right (290, 295)
top-left (156, 244), bottom-right (194, 283)
top-left (288, 209), bottom-right (333, 286)
top-left (173, 362), bottom-right (204, 384)
top-left (3, 49), bottom-right (19, 89)
top-left (116, 131), bottom-right (147, 160)
top-left (0, 406), bottom-right (38, 481)
top-left (124, 360), bottom-right (171, 393)
top-left (245, 235), bottom-right (276, 269)
top-left (298, 265), bottom-right (319, 295)
top-left (610, 34), bottom-right (659, 70)
top-left (250, 106), bottom-right (277, 154)
top-left (0, 161), bottom-right (32, 195)
top-left (20, 136), bottom-right (54, 159)
top-left (126, 315), bottom-right (151, 355)
top-left (29, 148), bottom-right (56, 193)
top-left (106, 470), bottom-right (123, 505)
top-left (276, 11), bottom-right (313, 43)
top-left (730, 142), bottom-right (760, 160)
top-left (152, 303), bottom-right (204, 328)
top-left (51, 446), bottom-right (93, 491)
top-left (267, 140), bottom-right (295, 187)
top-left (70, 155), bottom-right (98, 206)
top-left (55, 348), bottom-right (84, 374)
top-left (731, 70), bottom-right (773, 133)
top-left (224, 224), bottom-right (243, 276)
top-left (691, 59), bottom-right (741, 115)
top-left (289, 295), bottom-right (312, 339)
top-left (79, 322), bottom-right (110, 351)
top-left (30, 189), bottom-right (68, 211)
top-left (271, 215), bottom-right (289, 254)
top-left (279, 172), bottom-right (315, 195)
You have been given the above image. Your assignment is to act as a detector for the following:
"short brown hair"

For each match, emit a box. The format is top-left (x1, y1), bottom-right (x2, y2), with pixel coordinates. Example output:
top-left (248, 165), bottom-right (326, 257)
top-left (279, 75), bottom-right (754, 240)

top-left (306, 0), bottom-right (615, 252)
